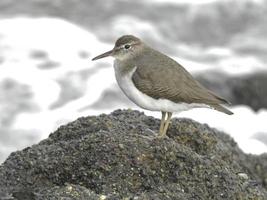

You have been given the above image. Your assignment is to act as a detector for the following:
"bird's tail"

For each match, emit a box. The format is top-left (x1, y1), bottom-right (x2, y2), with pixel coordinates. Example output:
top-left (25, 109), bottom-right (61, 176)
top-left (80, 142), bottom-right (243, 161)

top-left (211, 104), bottom-right (233, 115)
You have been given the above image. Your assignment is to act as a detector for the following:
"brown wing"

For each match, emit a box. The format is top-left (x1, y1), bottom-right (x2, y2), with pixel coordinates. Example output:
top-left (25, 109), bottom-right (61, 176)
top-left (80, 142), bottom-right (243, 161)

top-left (132, 50), bottom-right (232, 114)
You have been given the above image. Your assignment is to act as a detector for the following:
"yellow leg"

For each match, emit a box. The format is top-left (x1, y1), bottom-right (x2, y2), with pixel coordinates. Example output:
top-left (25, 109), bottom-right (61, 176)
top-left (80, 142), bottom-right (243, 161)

top-left (159, 111), bottom-right (166, 135)
top-left (161, 112), bottom-right (172, 137)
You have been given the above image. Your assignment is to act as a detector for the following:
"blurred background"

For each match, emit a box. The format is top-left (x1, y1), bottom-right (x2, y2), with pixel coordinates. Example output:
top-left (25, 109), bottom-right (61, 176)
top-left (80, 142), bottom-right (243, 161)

top-left (0, 0), bottom-right (267, 163)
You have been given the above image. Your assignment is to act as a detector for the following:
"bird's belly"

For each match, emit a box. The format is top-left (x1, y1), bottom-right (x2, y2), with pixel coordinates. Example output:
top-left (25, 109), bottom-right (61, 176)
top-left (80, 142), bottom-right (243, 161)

top-left (114, 65), bottom-right (209, 112)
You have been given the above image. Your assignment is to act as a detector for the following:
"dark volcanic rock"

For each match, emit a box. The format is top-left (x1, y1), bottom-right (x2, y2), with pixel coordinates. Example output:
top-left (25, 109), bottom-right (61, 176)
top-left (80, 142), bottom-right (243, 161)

top-left (0, 109), bottom-right (266, 199)
top-left (196, 71), bottom-right (267, 111)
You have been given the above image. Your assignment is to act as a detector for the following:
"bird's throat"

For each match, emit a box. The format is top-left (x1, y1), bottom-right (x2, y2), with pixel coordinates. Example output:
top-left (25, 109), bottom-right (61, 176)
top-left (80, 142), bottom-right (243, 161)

top-left (114, 59), bottom-right (137, 77)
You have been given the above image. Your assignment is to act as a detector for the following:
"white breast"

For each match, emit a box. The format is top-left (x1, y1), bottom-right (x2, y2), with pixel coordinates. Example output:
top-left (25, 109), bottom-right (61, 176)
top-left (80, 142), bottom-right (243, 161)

top-left (113, 61), bottom-right (209, 113)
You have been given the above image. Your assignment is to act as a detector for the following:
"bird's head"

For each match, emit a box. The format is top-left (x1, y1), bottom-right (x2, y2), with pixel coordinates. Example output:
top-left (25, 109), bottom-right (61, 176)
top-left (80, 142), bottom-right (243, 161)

top-left (92, 35), bottom-right (143, 61)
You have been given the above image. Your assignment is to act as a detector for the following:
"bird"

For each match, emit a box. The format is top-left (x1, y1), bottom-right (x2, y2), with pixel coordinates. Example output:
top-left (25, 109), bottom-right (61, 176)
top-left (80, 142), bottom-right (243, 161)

top-left (92, 35), bottom-right (233, 138)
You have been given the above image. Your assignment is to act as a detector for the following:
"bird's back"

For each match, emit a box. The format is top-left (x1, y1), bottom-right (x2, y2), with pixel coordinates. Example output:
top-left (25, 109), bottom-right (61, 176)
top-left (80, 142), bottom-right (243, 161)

top-left (132, 47), bottom-right (233, 115)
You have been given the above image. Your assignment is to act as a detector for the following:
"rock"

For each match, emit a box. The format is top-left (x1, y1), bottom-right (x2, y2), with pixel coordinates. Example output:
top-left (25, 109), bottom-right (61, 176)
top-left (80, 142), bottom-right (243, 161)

top-left (196, 71), bottom-right (267, 111)
top-left (0, 109), bottom-right (266, 199)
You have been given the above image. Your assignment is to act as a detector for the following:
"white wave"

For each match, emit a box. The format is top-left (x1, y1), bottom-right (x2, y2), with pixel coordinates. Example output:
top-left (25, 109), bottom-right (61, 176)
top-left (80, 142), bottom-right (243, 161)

top-left (0, 16), bottom-right (111, 111)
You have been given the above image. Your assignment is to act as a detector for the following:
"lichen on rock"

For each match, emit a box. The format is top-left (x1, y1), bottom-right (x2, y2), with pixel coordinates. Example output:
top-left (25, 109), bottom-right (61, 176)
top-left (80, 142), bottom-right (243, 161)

top-left (0, 109), bottom-right (266, 199)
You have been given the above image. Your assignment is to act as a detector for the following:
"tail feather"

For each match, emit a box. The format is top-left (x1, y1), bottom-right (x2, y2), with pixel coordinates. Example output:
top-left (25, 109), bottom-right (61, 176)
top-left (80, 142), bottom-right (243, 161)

top-left (208, 91), bottom-right (231, 105)
top-left (211, 104), bottom-right (233, 115)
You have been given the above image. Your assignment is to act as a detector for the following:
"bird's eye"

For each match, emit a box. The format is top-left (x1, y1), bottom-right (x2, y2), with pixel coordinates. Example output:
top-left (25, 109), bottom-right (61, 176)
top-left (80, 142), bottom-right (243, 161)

top-left (124, 44), bottom-right (131, 49)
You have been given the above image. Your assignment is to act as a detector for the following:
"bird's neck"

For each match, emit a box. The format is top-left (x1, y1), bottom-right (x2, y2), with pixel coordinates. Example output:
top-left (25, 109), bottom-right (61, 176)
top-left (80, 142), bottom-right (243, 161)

top-left (114, 58), bottom-right (136, 77)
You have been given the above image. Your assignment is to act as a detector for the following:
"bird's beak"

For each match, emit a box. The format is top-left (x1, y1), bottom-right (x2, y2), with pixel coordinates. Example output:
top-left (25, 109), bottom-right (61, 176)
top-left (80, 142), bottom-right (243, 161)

top-left (92, 49), bottom-right (113, 61)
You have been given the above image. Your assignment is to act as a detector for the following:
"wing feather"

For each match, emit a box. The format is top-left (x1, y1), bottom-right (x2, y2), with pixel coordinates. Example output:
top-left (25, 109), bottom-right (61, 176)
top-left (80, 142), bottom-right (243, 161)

top-left (132, 52), bottom-right (229, 106)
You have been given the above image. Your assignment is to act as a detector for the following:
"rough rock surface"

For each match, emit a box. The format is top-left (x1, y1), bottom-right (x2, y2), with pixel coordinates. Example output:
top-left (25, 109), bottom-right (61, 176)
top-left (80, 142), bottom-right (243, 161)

top-left (0, 109), bottom-right (266, 200)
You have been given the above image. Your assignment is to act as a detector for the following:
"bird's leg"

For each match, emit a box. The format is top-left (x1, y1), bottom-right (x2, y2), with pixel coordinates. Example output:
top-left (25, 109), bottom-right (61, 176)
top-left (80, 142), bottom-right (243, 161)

top-left (161, 112), bottom-right (172, 137)
top-left (159, 111), bottom-right (166, 136)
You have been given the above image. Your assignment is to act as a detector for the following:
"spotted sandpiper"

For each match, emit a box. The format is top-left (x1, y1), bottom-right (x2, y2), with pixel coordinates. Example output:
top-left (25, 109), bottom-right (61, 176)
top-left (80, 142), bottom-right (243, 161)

top-left (92, 35), bottom-right (233, 137)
